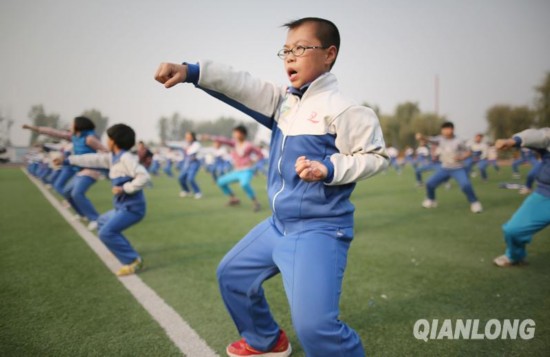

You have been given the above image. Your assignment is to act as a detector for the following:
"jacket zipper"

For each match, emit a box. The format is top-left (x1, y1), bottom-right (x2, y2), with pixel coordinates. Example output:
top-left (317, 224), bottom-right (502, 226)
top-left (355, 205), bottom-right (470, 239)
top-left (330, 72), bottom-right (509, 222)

top-left (271, 94), bottom-right (304, 224)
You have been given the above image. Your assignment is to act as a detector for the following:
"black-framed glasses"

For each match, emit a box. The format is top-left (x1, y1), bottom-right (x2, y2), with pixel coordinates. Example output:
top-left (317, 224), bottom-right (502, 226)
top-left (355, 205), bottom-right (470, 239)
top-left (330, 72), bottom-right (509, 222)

top-left (277, 45), bottom-right (327, 59)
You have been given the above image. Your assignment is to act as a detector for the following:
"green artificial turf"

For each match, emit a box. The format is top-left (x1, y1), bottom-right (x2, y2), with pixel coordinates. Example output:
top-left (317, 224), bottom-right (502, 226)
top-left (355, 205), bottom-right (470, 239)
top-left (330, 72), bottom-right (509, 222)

top-left (2, 165), bottom-right (549, 356)
top-left (0, 168), bottom-right (182, 357)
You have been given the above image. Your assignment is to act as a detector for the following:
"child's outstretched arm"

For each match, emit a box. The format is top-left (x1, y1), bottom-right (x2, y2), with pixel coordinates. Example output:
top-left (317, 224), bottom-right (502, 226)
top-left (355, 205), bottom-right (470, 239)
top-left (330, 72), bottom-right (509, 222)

top-left (68, 153), bottom-right (111, 169)
top-left (22, 124), bottom-right (71, 141)
top-left (497, 128), bottom-right (550, 151)
top-left (155, 61), bottom-right (284, 129)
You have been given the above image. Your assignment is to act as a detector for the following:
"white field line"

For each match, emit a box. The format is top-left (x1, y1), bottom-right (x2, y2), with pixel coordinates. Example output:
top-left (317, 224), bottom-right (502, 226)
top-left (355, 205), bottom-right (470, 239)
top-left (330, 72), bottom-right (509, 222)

top-left (24, 170), bottom-right (219, 357)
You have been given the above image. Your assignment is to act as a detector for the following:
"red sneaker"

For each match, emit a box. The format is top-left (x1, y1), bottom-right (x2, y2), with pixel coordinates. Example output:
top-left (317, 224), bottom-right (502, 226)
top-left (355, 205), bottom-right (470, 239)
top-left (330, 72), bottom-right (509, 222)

top-left (226, 330), bottom-right (292, 357)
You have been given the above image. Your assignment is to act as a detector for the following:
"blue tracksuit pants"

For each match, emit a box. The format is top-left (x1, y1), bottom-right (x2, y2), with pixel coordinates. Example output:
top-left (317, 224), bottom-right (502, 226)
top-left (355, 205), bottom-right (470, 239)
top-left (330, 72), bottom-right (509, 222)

top-left (217, 218), bottom-right (365, 356)
top-left (426, 167), bottom-right (478, 203)
top-left (53, 166), bottom-right (76, 195)
top-left (178, 160), bottom-right (201, 194)
top-left (502, 192), bottom-right (550, 262)
top-left (217, 168), bottom-right (256, 200)
top-left (63, 175), bottom-right (99, 221)
top-left (415, 162), bottom-right (440, 183)
top-left (97, 208), bottom-right (144, 264)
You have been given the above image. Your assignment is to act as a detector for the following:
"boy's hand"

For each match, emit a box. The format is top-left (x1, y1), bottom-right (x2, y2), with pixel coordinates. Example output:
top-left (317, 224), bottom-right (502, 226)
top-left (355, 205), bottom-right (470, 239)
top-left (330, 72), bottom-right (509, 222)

top-left (155, 63), bottom-right (188, 88)
top-left (22, 124), bottom-right (33, 130)
top-left (295, 156), bottom-right (328, 182)
top-left (495, 138), bottom-right (516, 151)
top-left (112, 186), bottom-right (124, 195)
top-left (52, 157), bottom-right (64, 166)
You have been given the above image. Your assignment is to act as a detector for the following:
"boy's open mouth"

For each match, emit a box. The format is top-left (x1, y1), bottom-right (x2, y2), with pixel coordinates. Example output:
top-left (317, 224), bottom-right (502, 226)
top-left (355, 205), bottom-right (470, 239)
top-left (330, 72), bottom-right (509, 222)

top-left (287, 69), bottom-right (298, 82)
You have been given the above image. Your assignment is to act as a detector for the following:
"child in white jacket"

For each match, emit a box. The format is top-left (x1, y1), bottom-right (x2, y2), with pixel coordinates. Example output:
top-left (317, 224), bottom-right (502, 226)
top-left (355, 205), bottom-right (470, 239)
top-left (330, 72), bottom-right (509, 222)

top-left (155, 17), bottom-right (387, 356)
top-left (64, 124), bottom-right (150, 276)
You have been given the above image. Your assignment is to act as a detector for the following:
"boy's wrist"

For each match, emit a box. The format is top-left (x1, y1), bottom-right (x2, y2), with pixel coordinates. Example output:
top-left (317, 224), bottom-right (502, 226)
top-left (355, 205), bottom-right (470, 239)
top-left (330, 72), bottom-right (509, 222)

top-left (322, 157), bottom-right (335, 183)
top-left (183, 62), bottom-right (200, 85)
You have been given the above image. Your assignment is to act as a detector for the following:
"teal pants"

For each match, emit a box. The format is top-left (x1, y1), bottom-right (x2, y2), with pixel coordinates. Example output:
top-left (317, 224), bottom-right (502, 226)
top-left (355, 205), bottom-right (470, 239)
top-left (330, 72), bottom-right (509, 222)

top-left (502, 192), bottom-right (550, 262)
top-left (217, 168), bottom-right (256, 200)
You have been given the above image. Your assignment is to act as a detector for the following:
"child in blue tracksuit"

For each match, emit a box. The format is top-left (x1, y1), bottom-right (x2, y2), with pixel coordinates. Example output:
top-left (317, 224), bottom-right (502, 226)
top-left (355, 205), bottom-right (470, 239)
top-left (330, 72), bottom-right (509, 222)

top-left (23, 117), bottom-right (107, 229)
top-left (65, 124), bottom-right (150, 276)
top-left (511, 147), bottom-right (538, 178)
top-left (417, 122), bottom-right (483, 213)
top-left (493, 128), bottom-right (550, 267)
top-left (170, 132), bottom-right (202, 199)
top-left (466, 133), bottom-right (490, 181)
top-left (155, 17), bottom-right (388, 356)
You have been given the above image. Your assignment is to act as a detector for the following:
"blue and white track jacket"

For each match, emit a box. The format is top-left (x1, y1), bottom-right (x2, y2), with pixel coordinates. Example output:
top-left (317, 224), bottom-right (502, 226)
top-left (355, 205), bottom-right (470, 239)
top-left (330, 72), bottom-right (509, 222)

top-left (187, 61), bottom-right (388, 234)
top-left (68, 151), bottom-right (150, 214)
top-left (514, 128), bottom-right (550, 198)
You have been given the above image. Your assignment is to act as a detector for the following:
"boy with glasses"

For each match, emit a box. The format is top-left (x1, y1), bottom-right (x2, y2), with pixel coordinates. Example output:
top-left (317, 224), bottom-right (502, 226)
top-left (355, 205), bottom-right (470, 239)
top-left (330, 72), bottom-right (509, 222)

top-left (155, 17), bottom-right (388, 356)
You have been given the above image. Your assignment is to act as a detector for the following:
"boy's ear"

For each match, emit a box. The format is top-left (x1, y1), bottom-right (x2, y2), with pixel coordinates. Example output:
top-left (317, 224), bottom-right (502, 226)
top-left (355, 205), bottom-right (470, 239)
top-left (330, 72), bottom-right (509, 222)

top-left (325, 45), bottom-right (338, 68)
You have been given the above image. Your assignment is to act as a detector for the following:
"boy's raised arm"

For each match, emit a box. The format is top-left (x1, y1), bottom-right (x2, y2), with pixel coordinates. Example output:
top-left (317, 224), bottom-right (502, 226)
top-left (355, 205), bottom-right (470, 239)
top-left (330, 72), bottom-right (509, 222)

top-left (155, 61), bottom-right (284, 129)
top-left (68, 152), bottom-right (111, 169)
top-left (325, 106), bottom-right (389, 185)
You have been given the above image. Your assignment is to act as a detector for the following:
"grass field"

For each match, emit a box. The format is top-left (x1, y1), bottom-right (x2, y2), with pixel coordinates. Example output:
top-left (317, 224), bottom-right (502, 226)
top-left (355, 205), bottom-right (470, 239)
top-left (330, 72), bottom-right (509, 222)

top-left (1, 165), bottom-right (549, 356)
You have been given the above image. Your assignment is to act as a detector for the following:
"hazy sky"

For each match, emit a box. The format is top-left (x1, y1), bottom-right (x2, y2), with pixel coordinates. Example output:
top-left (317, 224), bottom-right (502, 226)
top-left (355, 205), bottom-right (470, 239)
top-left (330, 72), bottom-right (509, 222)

top-left (1, 0), bottom-right (549, 146)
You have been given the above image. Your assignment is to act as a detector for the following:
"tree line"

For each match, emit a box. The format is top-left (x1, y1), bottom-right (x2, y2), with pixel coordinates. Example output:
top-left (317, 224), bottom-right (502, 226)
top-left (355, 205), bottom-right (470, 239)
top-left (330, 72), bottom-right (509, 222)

top-left (486, 72), bottom-right (550, 140)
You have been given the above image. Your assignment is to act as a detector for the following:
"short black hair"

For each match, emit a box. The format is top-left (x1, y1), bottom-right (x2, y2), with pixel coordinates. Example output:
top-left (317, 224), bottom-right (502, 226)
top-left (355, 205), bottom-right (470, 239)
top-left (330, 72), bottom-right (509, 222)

top-left (441, 121), bottom-right (454, 129)
top-left (73, 116), bottom-right (95, 132)
top-left (107, 124), bottom-right (135, 150)
top-left (233, 125), bottom-right (248, 137)
top-left (283, 17), bottom-right (340, 69)
top-left (187, 131), bottom-right (197, 142)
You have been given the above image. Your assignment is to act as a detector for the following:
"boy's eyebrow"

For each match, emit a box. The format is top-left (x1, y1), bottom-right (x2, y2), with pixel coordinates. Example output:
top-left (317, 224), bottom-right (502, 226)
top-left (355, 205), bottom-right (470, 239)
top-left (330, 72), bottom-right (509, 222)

top-left (283, 39), bottom-right (315, 48)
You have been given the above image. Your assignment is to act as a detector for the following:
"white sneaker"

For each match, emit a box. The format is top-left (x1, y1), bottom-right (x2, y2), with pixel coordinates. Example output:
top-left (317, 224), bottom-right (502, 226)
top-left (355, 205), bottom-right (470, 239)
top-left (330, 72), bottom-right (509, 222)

top-left (61, 200), bottom-right (71, 209)
top-left (72, 214), bottom-right (82, 221)
top-left (422, 199), bottom-right (438, 208)
top-left (194, 193), bottom-right (203, 199)
top-left (470, 201), bottom-right (483, 213)
top-left (179, 191), bottom-right (189, 198)
top-left (87, 221), bottom-right (98, 231)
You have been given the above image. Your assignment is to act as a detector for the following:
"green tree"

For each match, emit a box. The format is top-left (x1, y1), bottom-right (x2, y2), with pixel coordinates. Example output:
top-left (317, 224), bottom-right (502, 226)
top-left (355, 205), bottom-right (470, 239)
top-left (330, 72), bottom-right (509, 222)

top-left (486, 104), bottom-right (534, 140)
top-left (411, 113), bottom-right (445, 139)
top-left (157, 112), bottom-right (194, 143)
top-left (81, 109), bottom-right (109, 138)
top-left (28, 105), bottom-right (60, 145)
top-left (534, 72), bottom-right (550, 127)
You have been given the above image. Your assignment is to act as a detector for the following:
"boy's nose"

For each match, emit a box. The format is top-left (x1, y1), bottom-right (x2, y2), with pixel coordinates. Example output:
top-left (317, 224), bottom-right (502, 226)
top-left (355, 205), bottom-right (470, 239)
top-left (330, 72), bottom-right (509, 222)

top-left (285, 55), bottom-right (296, 63)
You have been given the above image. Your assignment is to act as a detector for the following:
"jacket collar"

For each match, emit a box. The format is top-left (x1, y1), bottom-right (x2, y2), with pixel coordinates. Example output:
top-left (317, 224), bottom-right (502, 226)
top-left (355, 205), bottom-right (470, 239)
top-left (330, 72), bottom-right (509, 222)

top-left (287, 72), bottom-right (337, 99)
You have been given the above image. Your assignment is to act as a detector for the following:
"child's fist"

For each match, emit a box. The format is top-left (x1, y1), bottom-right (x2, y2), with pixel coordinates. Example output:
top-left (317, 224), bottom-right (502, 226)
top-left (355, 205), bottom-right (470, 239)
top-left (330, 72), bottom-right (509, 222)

top-left (295, 156), bottom-right (328, 182)
top-left (495, 138), bottom-right (516, 151)
top-left (155, 63), bottom-right (188, 88)
top-left (112, 186), bottom-right (124, 195)
top-left (52, 157), bottom-right (64, 166)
